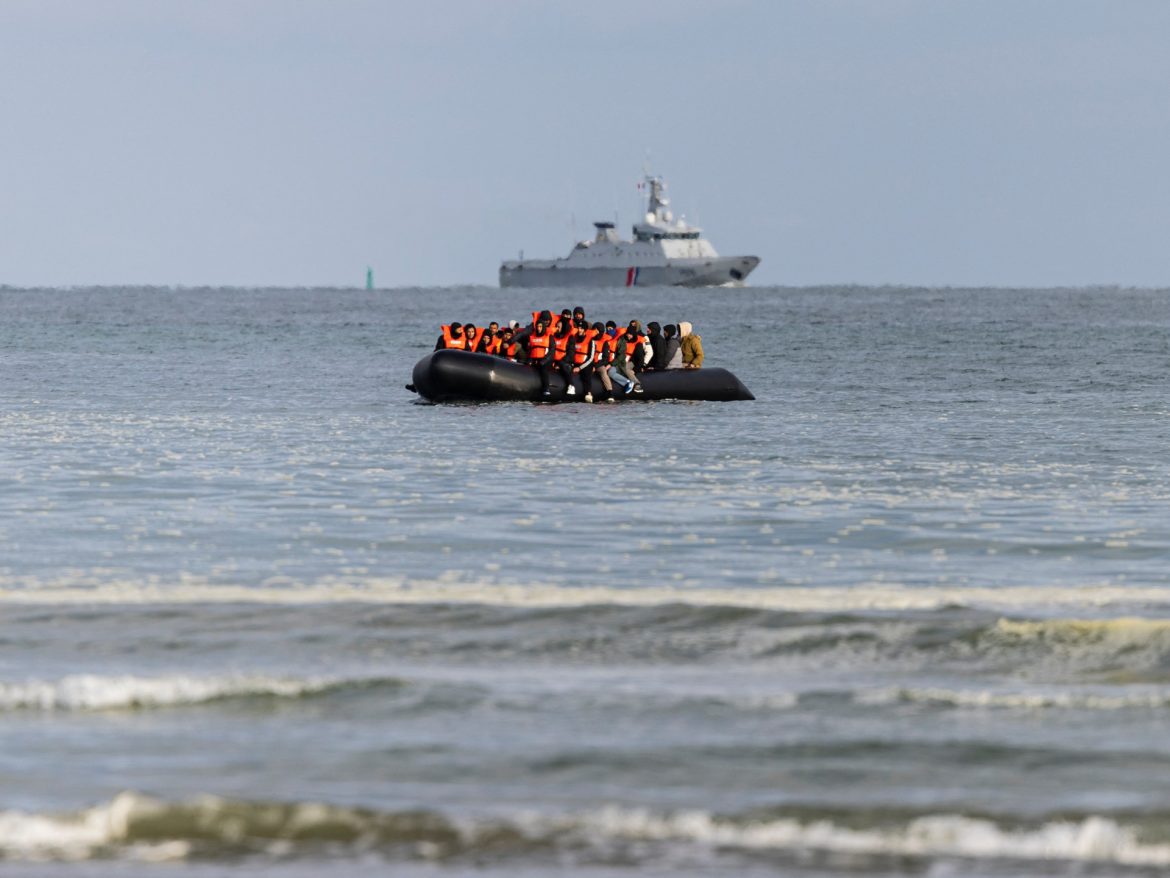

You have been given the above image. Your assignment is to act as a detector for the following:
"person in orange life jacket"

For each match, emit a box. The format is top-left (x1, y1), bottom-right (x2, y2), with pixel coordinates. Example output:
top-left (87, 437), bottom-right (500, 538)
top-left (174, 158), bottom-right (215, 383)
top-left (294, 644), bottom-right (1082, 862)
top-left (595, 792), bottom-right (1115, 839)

top-left (590, 321), bottom-right (617, 401)
top-left (508, 309), bottom-right (552, 355)
top-left (476, 325), bottom-right (500, 354)
top-left (624, 321), bottom-right (651, 374)
top-left (662, 324), bottom-right (683, 369)
top-left (645, 322), bottom-right (666, 370)
top-left (435, 322), bottom-right (466, 351)
top-left (566, 320), bottom-right (598, 402)
top-left (612, 325), bottom-right (645, 395)
top-left (524, 318), bottom-right (556, 397)
top-left (498, 326), bottom-right (519, 359)
top-left (462, 323), bottom-right (486, 352)
top-left (601, 321), bottom-right (633, 394)
top-left (549, 319), bottom-right (577, 397)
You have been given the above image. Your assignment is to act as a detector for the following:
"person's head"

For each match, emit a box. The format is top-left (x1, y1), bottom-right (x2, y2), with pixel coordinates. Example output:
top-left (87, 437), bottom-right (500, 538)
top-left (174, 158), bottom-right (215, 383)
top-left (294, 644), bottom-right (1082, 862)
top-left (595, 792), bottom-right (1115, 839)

top-left (539, 310), bottom-right (553, 324)
top-left (463, 323), bottom-right (477, 337)
top-left (560, 308), bottom-right (572, 320)
top-left (501, 327), bottom-right (514, 339)
top-left (625, 325), bottom-right (638, 339)
top-left (627, 319), bottom-right (641, 334)
top-left (556, 320), bottom-right (572, 336)
top-left (605, 320), bottom-right (617, 334)
top-left (535, 318), bottom-right (547, 333)
top-left (679, 321), bottom-right (693, 338)
top-left (572, 306), bottom-right (586, 320)
top-left (449, 322), bottom-right (463, 335)
top-left (482, 326), bottom-right (495, 338)
top-left (508, 319), bottom-right (520, 330)
top-left (648, 321), bottom-right (661, 335)
top-left (488, 321), bottom-right (499, 333)
top-left (574, 320), bottom-right (587, 336)
top-left (664, 324), bottom-right (677, 339)
top-left (591, 321), bottom-right (605, 335)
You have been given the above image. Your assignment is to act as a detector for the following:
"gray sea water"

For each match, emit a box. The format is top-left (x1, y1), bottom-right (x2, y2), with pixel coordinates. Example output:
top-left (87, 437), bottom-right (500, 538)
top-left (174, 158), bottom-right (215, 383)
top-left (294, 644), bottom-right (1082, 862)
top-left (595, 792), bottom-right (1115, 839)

top-left (3, 284), bottom-right (1170, 876)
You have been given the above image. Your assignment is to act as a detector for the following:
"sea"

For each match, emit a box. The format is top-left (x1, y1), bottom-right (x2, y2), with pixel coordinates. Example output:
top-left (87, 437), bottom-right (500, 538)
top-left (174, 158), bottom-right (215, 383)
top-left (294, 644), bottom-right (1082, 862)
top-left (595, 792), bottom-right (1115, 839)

top-left (2, 283), bottom-right (1170, 877)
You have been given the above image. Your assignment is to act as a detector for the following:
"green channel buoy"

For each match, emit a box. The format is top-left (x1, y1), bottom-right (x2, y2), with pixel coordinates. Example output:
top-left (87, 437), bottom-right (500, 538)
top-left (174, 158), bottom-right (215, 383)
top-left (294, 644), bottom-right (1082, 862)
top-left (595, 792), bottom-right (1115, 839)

top-left (365, 266), bottom-right (374, 290)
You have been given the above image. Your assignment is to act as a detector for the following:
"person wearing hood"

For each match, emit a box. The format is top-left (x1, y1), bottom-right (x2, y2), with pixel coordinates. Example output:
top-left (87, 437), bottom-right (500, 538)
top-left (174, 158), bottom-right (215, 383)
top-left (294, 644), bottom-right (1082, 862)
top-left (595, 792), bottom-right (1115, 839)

top-left (435, 322), bottom-right (466, 351)
top-left (679, 321), bottom-right (704, 369)
top-left (662, 324), bottom-right (683, 369)
top-left (645, 322), bottom-right (665, 370)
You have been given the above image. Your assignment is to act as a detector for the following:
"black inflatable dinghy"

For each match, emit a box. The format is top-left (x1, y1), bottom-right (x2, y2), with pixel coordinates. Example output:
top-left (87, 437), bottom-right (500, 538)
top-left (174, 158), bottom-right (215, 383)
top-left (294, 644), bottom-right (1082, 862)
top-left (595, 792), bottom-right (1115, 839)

top-left (407, 350), bottom-right (754, 403)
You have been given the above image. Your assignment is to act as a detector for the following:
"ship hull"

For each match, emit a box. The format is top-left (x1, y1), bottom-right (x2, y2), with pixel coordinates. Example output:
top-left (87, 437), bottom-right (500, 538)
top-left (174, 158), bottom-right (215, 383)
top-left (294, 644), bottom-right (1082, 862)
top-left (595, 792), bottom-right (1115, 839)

top-left (499, 256), bottom-right (760, 288)
top-left (408, 350), bottom-right (754, 403)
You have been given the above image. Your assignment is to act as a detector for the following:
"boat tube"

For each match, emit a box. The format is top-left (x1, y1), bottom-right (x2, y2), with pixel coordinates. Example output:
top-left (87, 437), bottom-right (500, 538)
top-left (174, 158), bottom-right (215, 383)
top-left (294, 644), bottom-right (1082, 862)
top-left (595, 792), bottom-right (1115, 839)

top-left (408, 350), bottom-right (754, 403)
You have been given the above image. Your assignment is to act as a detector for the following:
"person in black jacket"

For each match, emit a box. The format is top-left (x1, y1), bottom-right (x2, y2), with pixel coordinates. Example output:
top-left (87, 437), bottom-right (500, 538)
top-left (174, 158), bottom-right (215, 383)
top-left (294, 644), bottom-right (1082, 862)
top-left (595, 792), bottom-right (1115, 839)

top-left (434, 322), bottom-right (465, 351)
top-left (645, 321), bottom-right (665, 370)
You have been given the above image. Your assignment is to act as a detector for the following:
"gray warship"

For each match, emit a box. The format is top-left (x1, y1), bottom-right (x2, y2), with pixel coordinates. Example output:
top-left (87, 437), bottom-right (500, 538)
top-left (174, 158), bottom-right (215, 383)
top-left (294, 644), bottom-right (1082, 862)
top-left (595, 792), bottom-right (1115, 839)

top-left (499, 175), bottom-right (760, 288)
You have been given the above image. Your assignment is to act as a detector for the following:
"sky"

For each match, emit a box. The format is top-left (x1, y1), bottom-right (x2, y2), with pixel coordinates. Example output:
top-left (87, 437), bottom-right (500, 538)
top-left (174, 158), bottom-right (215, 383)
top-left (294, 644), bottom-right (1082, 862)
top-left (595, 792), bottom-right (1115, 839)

top-left (1, 0), bottom-right (1169, 288)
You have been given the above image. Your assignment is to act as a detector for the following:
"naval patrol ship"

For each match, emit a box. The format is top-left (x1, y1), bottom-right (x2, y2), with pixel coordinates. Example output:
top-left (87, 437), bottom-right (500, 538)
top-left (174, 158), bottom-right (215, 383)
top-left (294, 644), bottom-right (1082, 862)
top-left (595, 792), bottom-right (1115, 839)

top-left (499, 175), bottom-right (760, 288)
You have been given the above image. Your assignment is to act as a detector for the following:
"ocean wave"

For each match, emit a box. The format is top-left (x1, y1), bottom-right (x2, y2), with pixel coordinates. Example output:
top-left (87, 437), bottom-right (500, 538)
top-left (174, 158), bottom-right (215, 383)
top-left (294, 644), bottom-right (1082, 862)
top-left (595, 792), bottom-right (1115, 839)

top-left (857, 685), bottom-right (1170, 711)
top-left (0, 674), bottom-right (404, 712)
top-left (5, 793), bottom-right (1170, 867)
top-left (4, 576), bottom-right (1170, 615)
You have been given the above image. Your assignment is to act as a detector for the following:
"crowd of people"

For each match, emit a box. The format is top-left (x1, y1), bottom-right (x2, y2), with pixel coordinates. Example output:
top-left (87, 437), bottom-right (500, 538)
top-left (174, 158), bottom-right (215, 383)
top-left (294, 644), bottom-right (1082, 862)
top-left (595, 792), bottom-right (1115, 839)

top-left (433, 306), bottom-right (704, 401)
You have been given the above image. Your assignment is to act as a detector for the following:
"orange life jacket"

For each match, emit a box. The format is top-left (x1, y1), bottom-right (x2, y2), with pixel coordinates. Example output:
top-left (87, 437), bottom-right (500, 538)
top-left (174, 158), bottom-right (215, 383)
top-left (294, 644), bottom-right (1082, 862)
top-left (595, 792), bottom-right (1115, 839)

top-left (441, 325), bottom-right (468, 350)
top-left (594, 333), bottom-right (617, 365)
top-left (464, 327), bottom-right (485, 352)
top-left (571, 336), bottom-right (593, 365)
top-left (552, 332), bottom-right (572, 362)
top-left (528, 331), bottom-right (552, 360)
top-left (482, 335), bottom-right (501, 355)
top-left (504, 341), bottom-right (519, 358)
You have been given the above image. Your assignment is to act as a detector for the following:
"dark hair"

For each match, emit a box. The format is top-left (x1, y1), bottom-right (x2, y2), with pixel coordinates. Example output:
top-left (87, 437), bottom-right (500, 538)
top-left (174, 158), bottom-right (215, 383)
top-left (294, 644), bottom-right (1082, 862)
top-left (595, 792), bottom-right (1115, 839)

top-left (573, 306), bottom-right (585, 315)
top-left (648, 321), bottom-right (661, 333)
top-left (450, 322), bottom-right (462, 331)
top-left (539, 310), bottom-right (552, 321)
top-left (664, 324), bottom-right (676, 337)
top-left (591, 321), bottom-right (604, 333)
top-left (605, 320), bottom-right (616, 329)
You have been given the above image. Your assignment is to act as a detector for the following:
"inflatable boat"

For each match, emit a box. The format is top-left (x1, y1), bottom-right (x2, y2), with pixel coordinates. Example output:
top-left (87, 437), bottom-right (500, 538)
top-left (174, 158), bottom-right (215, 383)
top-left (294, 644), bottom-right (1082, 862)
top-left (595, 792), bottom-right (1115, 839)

top-left (408, 350), bottom-right (754, 403)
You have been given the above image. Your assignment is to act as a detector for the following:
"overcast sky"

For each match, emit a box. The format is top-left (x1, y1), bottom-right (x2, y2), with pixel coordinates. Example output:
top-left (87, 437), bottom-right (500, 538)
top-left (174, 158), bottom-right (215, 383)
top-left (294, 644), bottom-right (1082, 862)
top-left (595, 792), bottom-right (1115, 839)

top-left (1, 0), bottom-right (1168, 288)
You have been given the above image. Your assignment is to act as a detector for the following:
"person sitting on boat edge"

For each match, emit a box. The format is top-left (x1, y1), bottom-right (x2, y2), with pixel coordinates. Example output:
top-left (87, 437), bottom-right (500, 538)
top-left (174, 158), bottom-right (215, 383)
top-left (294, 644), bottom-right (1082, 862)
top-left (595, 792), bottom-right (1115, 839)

top-left (524, 317), bottom-right (556, 397)
top-left (568, 320), bottom-right (597, 402)
top-left (611, 325), bottom-right (645, 395)
top-left (551, 319), bottom-right (577, 396)
top-left (590, 321), bottom-right (617, 402)
top-left (645, 321), bottom-right (665, 370)
top-left (435, 322), bottom-right (465, 351)
top-left (662, 324), bottom-right (683, 369)
top-left (679, 321), bottom-right (703, 369)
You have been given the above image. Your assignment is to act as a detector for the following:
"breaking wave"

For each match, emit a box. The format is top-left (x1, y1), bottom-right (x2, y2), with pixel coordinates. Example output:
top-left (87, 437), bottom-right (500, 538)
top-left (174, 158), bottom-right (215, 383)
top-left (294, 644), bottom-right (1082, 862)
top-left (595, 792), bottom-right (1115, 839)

top-left (4, 576), bottom-right (1170, 614)
top-left (0, 674), bottom-right (404, 712)
top-left (5, 793), bottom-right (1170, 868)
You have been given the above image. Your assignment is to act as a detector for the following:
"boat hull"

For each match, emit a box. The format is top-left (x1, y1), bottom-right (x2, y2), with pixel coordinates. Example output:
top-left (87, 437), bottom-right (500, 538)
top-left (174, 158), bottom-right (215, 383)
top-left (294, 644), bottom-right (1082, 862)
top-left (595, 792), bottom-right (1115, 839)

top-left (409, 350), bottom-right (754, 403)
top-left (498, 256), bottom-right (760, 288)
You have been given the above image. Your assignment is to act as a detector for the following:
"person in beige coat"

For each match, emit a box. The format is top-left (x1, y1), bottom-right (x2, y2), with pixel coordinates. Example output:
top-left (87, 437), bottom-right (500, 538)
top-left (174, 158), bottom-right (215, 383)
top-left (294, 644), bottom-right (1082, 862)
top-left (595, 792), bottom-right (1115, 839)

top-left (679, 321), bottom-right (704, 369)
